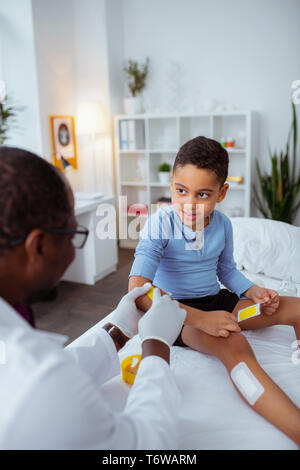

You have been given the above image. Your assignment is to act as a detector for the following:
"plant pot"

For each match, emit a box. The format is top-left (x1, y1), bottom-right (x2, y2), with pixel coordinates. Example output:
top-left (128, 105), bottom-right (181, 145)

top-left (158, 172), bottom-right (171, 184)
top-left (123, 96), bottom-right (144, 115)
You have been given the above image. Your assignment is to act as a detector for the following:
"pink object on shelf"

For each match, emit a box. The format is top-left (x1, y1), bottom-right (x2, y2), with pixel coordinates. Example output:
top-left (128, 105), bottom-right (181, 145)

top-left (127, 203), bottom-right (148, 216)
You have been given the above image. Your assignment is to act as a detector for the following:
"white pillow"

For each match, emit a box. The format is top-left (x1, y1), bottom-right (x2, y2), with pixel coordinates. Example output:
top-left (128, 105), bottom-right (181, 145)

top-left (230, 217), bottom-right (300, 284)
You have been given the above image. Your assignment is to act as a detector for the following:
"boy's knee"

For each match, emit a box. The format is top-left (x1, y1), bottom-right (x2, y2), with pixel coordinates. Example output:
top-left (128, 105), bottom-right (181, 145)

top-left (219, 332), bottom-right (254, 363)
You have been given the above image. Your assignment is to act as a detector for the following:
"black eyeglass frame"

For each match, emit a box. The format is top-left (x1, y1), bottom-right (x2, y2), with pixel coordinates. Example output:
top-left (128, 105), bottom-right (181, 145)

top-left (0, 225), bottom-right (89, 249)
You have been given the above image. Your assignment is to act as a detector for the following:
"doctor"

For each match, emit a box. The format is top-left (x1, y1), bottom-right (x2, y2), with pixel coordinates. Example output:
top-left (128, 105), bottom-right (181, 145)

top-left (0, 147), bottom-right (186, 450)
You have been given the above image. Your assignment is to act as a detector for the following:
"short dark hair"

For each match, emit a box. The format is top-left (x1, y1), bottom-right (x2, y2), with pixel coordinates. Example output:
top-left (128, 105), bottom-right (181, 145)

top-left (173, 136), bottom-right (229, 185)
top-left (0, 147), bottom-right (71, 252)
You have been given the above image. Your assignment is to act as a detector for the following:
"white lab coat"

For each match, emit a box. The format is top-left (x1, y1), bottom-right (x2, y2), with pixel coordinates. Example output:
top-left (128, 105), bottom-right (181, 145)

top-left (0, 297), bottom-right (181, 450)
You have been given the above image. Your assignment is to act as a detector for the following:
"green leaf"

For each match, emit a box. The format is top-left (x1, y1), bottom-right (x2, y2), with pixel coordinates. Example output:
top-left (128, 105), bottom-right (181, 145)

top-left (255, 101), bottom-right (300, 223)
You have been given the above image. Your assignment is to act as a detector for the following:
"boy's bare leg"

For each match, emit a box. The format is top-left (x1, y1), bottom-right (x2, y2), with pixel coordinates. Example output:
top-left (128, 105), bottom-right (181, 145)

top-left (231, 295), bottom-right (300, 340)
top-left (181, 325), bottom-right (300, 445)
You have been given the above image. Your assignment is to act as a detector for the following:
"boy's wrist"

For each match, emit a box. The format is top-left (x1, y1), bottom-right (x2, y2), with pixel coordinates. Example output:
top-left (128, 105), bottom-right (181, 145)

top-left (242, 285), bottom-right (256, 298)
top-left (180, 302), bottom-right (206, 328)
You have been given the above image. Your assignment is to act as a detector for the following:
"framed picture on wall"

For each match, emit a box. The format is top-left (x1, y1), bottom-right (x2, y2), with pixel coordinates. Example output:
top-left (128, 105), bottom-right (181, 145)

top-left (49, 115), bottom-right (78, 171)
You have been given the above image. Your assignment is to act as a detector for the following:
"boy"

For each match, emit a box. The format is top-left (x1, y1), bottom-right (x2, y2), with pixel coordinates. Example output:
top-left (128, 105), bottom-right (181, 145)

top-left (129, 136), bottom-right (300, 446)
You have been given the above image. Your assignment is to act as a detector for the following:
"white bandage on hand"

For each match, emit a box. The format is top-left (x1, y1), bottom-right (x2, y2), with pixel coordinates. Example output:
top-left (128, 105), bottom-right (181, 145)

top-left (230, 361), bottom-right (264, 406)
top-left (138, 288), bottom-right (187, 348)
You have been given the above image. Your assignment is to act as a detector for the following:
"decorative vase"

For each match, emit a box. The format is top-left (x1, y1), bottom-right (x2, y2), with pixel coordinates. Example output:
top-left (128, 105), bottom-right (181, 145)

top-left (158, 172), bottom-right (171, 184)
top-left (123, 96), bottom-right (144, 115)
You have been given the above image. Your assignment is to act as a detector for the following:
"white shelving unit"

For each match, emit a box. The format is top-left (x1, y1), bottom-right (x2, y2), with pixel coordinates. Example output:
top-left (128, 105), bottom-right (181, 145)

top-left (114, 111), bottom-right (254, 249)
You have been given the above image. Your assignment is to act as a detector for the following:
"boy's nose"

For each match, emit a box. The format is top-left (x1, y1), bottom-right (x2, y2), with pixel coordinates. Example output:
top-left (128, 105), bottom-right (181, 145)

top-left (184, 199), bottom-right (201, 209)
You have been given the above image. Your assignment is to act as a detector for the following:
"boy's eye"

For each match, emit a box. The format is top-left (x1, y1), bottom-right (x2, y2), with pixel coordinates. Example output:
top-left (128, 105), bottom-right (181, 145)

top-left (198, 193), bottom-right (208, 199)
top-left (176, 188), bottom-right (186, 195)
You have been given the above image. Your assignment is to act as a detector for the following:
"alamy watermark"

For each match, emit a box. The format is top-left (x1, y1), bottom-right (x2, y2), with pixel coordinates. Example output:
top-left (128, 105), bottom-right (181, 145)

top-left (94, 198), bottom-right (205, 250)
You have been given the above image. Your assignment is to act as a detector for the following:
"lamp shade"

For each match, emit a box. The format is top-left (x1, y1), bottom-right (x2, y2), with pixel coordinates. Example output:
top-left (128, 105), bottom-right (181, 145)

top-left (76, 102), bottom-right (108, 135)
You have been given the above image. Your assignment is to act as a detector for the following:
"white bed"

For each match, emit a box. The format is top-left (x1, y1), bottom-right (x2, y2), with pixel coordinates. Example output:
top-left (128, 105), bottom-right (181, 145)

top-left (71, 217), bottom-right (300, 450)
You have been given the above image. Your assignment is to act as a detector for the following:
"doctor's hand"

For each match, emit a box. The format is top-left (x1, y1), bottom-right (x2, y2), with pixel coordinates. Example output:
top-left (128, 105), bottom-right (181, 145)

top-left (138, 288), bottom-right (187, 348)
top-left (110, 283), bottom-right (152, 338)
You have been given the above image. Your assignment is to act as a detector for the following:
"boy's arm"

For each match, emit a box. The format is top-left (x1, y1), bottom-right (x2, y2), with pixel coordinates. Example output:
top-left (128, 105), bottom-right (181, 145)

top-left (129, 276), bottom-right (240, 337)
top-left (217, 217), bottom-right (254, 297)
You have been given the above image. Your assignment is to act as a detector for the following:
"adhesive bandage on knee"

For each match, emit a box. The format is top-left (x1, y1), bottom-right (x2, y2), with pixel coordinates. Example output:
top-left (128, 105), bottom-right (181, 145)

top-left (230, 362), bottom-right (264, 406)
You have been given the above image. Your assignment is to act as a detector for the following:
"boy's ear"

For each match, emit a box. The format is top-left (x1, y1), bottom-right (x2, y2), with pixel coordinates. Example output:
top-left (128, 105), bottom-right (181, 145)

top-left (217, 183), bottom-right (229, 203)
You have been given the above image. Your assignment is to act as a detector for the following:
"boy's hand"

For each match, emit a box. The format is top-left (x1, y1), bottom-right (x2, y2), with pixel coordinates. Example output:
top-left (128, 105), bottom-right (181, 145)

top-left (198, 310), bottom-right (241, 338)
top-left (243, 285), bottom-right (279, 315)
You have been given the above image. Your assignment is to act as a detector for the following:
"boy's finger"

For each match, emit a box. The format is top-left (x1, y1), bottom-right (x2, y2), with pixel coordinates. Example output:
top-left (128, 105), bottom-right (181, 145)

top-left (219, 329), bottom-right (230, 338)
top-left (226, 323), bottom-right (241, 332)
top-left (268, 289), bottom-right (278, 299)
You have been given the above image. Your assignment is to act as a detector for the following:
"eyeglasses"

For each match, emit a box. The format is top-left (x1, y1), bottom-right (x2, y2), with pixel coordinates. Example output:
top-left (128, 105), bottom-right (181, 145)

top-left (0, 225), bottom-right (89, 249)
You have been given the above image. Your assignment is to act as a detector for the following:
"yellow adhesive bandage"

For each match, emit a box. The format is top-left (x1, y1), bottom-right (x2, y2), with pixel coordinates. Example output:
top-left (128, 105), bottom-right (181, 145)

top-left (121, 354), bottom-right (142, 386)
top-left (238, 304), bottom-right (261, 322)
top-left (146, 286), bottom-right (154, 301)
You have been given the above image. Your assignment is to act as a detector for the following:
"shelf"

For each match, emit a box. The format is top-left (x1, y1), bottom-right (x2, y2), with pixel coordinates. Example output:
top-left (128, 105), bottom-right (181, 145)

top-left (125, 213), bottom-right (148, 218)
top-left (119, 149), bottom-right (177, 154)
top-left (226, 148), bottom-right (246, 153)
top-left (119, 149), bottom-right (146, 154)
top-left (120, 181), bottom-right (147, 186)
top-left (115, 110), bottom-right (251, 120)
top-left (149, 149), bottom-right (178, 154)
top-left (115, 111), bottom-right (254, 243)
top-left (150, 182), bottom-right (171, 187)
top-left (228, 184), bottom-right (246, 190)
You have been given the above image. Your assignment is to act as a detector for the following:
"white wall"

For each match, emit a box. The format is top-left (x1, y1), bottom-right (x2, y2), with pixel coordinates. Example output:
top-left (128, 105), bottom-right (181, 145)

top-left (32, 0), bottom-right (77, 158)
top-left (0, 0), bottom-right (42, 153)
top-left (32, 0), bottom-right (115, 194)
top-left (72, 0), bottom-right (114, 194)
top-left (2, 0), bottom-right (299, 221)
top-left (121, 0), bottom-right (300, 221)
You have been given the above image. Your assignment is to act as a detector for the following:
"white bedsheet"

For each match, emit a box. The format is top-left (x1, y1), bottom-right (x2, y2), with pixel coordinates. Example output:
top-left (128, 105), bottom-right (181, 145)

top-left (75, 300), bottom-right (300, 450)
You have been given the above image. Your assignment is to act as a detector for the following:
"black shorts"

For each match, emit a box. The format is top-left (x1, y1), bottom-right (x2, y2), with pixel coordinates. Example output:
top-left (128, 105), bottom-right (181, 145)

top-left (173, 289), bottom-right (240, 347)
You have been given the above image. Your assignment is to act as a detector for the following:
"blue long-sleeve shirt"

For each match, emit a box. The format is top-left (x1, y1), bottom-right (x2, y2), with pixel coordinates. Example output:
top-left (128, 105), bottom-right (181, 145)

top-left (129, 205), bottom-right (253, 299)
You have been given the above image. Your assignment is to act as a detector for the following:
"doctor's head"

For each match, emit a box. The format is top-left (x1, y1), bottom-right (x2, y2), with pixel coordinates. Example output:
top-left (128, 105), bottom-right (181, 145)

top-left (0, 147), bottom-right (77, 305)
top-left (171, 136), bottom-right (229, 230)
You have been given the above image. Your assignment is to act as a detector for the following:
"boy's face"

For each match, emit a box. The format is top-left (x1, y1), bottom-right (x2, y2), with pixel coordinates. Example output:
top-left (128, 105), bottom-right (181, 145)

top-left (170, 164), bottom-right (229, 231)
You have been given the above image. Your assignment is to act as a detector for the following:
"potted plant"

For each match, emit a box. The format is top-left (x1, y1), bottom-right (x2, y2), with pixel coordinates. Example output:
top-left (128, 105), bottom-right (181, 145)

top-left (0, 82), bottom-right (16, 145)
top-left (123, 58), bottom-right (149, 115)
top-left (0, 82), bottom-right (23, 145)
top-left (253, 102), bottom-right (300, 224)
top-left (158, 162), bottom-right (171, 184)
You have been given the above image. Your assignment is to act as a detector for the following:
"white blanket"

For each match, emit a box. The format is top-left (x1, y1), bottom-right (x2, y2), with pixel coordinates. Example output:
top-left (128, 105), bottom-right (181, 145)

top-left (79, 303), bottom-right (299, 450)
top-left (73, 217), bottom-right (300, 449)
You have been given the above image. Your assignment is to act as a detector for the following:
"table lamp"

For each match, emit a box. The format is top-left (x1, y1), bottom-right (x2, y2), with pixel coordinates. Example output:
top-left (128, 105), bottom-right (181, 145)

top-left (77, 102), bottom-right (108, 191)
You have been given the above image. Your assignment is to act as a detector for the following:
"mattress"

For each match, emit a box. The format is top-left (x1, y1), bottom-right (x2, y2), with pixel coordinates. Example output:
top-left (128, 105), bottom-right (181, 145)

top-left (71, 270), bottom-right (300, 450)
top-left (78, 308), bottom-right (299, 450)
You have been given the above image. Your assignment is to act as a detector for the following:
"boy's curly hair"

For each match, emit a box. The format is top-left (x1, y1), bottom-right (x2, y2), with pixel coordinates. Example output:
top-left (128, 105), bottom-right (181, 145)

top-left (173, 136), bottom-right (229, 185)
top-left (0, 147), bottom-right (71, 252)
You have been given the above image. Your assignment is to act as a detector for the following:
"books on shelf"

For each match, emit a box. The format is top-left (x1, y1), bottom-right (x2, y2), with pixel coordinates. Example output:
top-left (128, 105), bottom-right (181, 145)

top-left (119, 120), bottom-right (145, 150)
